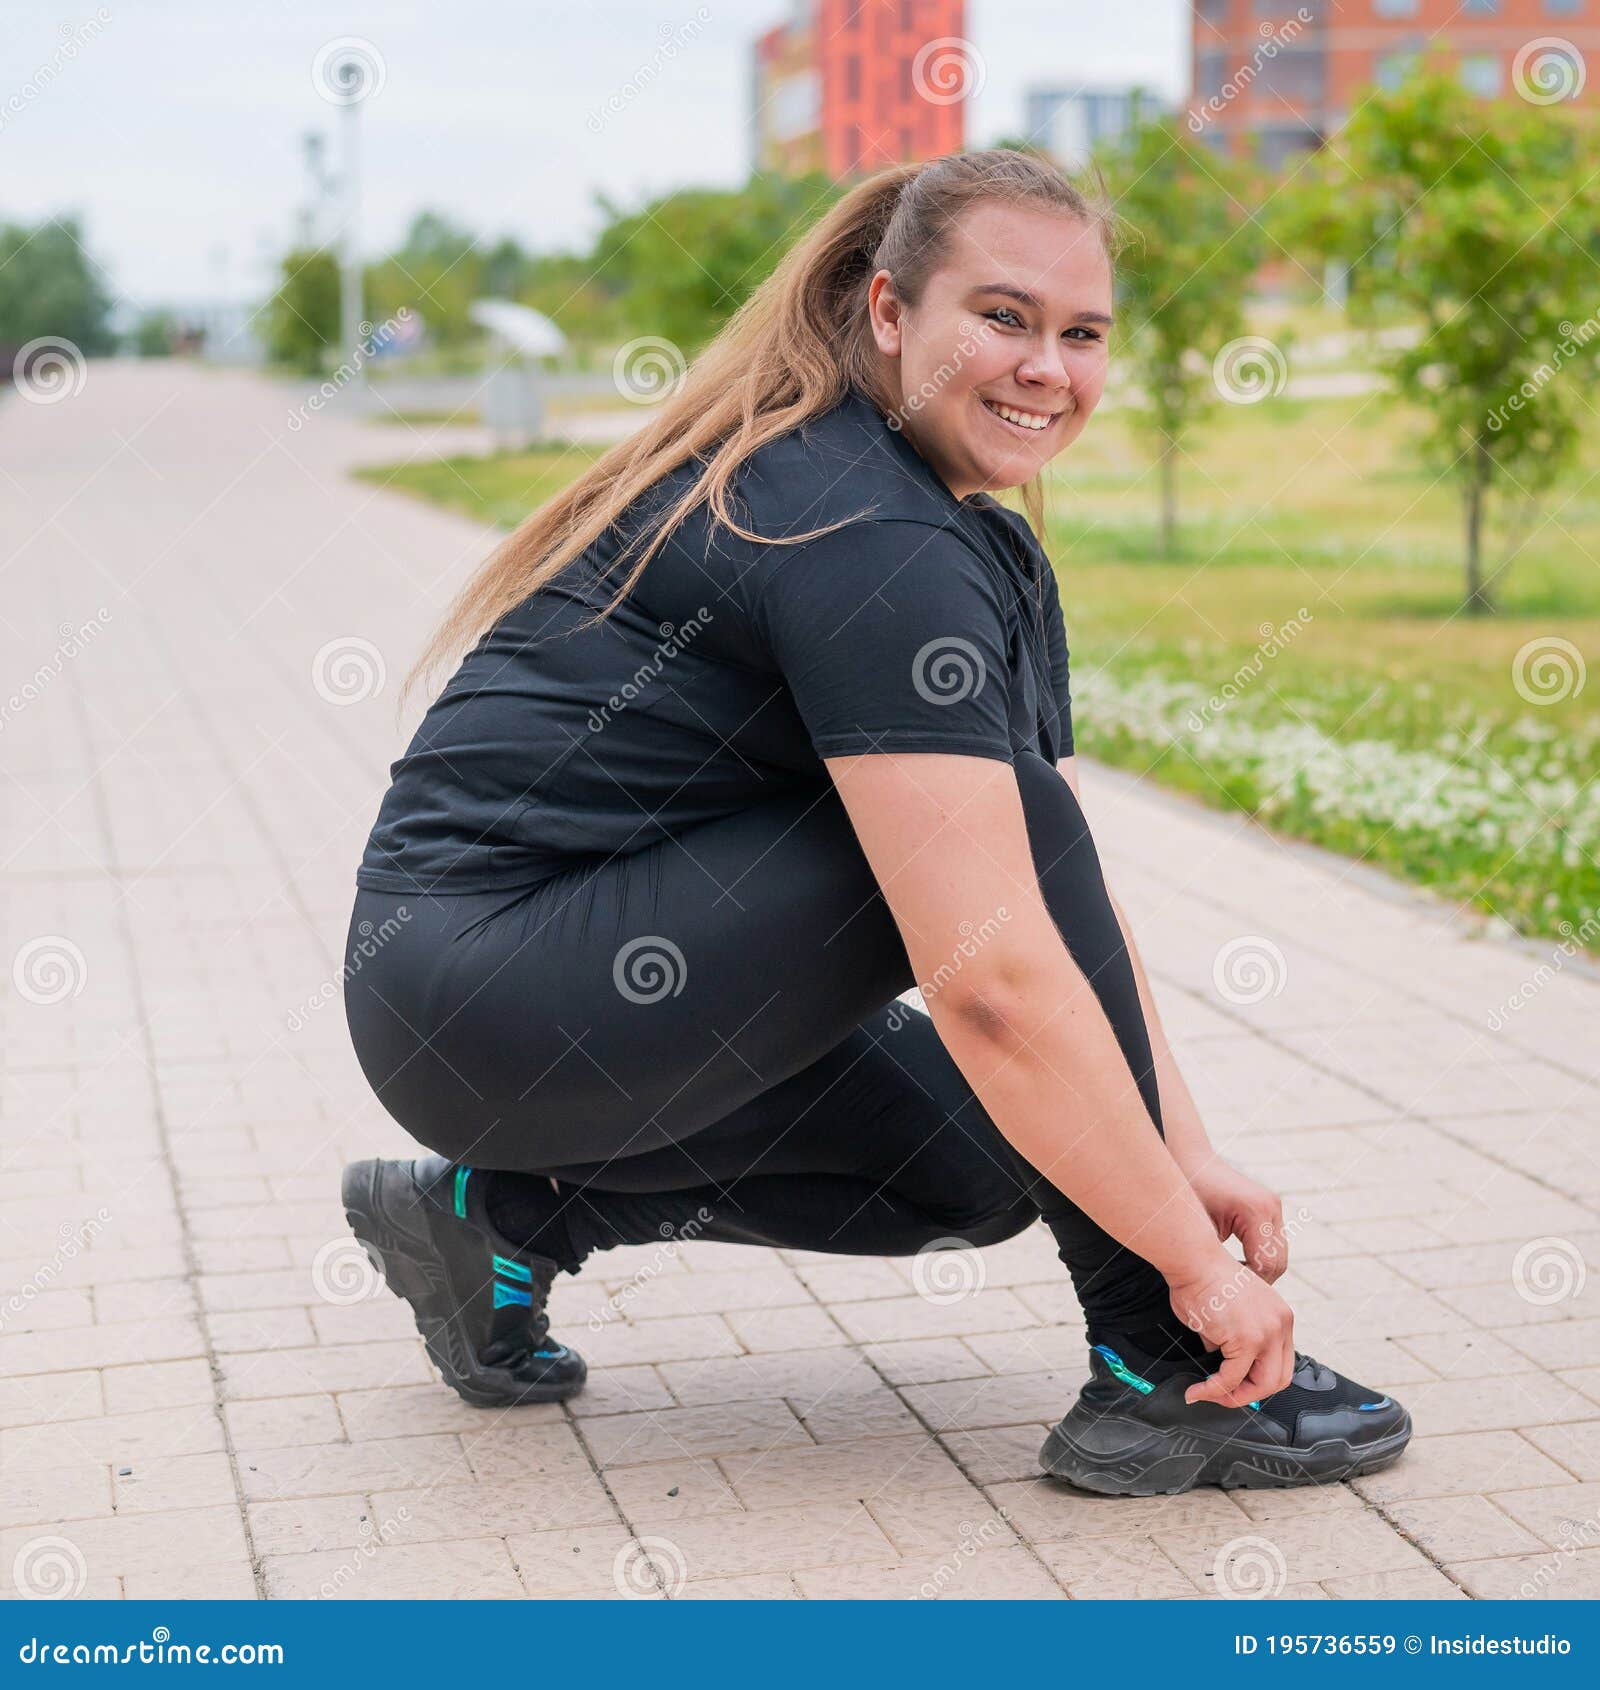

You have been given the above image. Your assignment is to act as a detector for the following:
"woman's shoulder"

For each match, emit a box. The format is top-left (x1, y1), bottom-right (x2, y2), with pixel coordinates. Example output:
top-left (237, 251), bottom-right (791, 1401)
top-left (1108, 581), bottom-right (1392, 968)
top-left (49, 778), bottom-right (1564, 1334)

top-left (734, 387), bottom-right (972, 539)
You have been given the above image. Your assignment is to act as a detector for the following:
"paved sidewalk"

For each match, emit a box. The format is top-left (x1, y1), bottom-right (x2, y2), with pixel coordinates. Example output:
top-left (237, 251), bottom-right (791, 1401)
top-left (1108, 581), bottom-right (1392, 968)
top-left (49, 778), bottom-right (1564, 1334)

top-left (2, 360), bottom-right (1597, 1601)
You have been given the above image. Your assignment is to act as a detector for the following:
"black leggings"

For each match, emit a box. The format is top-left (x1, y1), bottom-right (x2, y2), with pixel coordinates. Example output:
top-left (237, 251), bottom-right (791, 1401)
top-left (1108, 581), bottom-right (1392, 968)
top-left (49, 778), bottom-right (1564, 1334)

top-left (344, 748), bottom-right (1174, 1335)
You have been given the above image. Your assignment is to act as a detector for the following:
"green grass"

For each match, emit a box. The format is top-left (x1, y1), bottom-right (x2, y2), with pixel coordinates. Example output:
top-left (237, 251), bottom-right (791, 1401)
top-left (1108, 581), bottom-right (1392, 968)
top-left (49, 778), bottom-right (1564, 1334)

top-left (356, 386), bottom-right (1600, 955)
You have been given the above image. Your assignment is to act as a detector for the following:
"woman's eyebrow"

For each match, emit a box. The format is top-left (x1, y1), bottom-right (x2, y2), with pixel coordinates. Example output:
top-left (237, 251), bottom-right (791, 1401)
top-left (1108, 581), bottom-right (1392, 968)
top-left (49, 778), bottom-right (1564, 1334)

top-left (970, 283), bottom-right (1112, 326)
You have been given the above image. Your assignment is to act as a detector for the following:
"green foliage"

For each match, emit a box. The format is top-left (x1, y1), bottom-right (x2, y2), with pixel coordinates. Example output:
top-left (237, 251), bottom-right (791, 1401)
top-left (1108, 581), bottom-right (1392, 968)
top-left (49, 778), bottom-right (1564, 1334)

top-left (264, 247), bottom-right (341, 374)
top-left (134, 310), bottom-right (177, 357)
top-left (1096, 119), bottom-right (1266, 550)
top-left (1277, 64), bottom-right (1600, 610)
top-left (589, 170), bottom-right (842, 350)
top-left (0, 215), bottom-right (115, 353)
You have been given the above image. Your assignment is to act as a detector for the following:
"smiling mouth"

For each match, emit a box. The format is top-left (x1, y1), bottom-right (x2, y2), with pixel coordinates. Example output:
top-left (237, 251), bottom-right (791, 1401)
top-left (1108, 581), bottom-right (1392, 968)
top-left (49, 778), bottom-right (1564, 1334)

top-left (979, 395), bottom-right (1065, 436)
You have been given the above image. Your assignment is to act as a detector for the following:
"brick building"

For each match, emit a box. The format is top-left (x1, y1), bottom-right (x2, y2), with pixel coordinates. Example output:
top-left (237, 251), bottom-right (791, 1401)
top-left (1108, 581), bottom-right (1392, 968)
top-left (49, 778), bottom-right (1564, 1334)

top-left (751, 0), bottom-right (970, 177)
top-left (1189, 0), bottom-right (1600, 168)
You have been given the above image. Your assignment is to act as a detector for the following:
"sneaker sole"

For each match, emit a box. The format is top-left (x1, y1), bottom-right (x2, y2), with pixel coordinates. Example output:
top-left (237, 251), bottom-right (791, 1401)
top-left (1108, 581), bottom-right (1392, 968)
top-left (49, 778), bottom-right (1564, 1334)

top-left (1039, 1408), bottom-right (1413, 1496)
top-left (341, 1157), bottom-right (586, 1408)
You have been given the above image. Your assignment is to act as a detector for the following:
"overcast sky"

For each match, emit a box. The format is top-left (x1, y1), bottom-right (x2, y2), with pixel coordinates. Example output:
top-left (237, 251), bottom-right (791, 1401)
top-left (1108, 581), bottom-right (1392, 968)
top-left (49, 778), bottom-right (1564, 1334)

top-left (6, 1), bottom-right (1190, 309)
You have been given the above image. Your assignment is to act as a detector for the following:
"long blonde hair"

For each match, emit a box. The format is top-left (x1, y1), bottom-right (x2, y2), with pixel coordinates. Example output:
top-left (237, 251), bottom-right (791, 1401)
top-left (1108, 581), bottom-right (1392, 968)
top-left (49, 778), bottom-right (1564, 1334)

top-left (405, 147), bottom-right (1118, 703)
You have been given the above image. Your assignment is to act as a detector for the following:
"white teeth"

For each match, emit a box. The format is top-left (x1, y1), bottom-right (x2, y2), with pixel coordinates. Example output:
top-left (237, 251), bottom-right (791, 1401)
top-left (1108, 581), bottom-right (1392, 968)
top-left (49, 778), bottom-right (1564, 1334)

top-left (984, 399), bottom-right (1052, 431)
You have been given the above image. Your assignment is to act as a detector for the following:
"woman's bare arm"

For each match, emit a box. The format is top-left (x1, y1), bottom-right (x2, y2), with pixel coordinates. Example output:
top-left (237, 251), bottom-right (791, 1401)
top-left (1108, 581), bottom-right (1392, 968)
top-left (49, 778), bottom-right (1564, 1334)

top-left (825, 750), bottom-right (1294, 1406)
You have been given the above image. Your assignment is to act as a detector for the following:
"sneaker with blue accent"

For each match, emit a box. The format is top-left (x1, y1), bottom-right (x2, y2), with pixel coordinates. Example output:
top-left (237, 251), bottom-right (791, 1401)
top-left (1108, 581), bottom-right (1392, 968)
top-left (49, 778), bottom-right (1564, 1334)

top-left (341, 1155), bottom-right (587, 1406)
top-left (1039, 1338), bottom-right (1410, 1495)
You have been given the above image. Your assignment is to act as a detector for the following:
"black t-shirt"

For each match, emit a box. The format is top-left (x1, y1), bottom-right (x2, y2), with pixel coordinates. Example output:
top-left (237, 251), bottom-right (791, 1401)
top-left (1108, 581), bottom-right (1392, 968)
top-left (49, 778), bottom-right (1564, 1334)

top-left (355, 386), bottom-right (1075, 895)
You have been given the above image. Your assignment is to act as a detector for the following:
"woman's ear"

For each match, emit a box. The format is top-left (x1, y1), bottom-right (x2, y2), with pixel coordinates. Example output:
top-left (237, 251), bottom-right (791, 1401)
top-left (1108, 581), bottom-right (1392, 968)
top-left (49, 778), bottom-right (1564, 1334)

top-left (866, 269), bottom-right (903, 359)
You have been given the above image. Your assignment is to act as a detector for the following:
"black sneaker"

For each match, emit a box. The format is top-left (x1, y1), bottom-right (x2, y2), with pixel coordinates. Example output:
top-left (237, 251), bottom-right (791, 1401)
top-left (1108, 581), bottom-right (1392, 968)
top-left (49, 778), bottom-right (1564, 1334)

top-left (340, 1155), bottom-right (587, 1407)
top-left (1039, 1340), bottom-right (1410, 1496)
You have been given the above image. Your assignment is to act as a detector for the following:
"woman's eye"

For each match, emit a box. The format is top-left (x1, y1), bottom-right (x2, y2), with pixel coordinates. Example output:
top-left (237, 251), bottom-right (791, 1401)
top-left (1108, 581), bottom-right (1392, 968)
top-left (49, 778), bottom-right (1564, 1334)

top-left (984, 307), bottom-right (1023, 328)
top-left (1064, 326), bottom-right (1102, 342)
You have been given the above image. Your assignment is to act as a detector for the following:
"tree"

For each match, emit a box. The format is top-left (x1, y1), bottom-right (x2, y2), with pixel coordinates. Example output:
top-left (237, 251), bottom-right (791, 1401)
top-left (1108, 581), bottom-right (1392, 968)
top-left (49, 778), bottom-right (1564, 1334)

top-left (1279, 65), bottom-right (1600, 614)
top-left (1097, 120), bottom-right (1265, 555)
top-left (588, 171), bottom-right (843, 350)
top-left (263, 247), bottom-right (341, 373)
top-left (0, 215), bottom-right (115, 356)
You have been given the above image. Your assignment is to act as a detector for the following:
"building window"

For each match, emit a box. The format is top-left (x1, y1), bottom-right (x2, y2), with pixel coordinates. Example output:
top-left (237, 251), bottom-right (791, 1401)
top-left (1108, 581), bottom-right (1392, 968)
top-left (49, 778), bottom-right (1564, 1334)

top-left (1458, 53), bottom-right (1502, 95)
top-left (1196, 50), bottom-right (1229, 100)
top-left (1375, 49), bottom-right (1421, 91)
top-left (1254, 125), bottom-right (1320, 171)
top-left (1373, 0), bottom-right (1419, 16)
top-left (1461, 0), bottom-right (1499, 14)
top-left (1260, 47), bottom-right (1325, 101)
top-left (1543, 0), bottom-right (1581, 13)
top-left (846, 54), bottom-right (860, 100)
top-left (901, 59), bottom-right (913, 102)
top-left (1196, 0), bottom-right (1228, 21)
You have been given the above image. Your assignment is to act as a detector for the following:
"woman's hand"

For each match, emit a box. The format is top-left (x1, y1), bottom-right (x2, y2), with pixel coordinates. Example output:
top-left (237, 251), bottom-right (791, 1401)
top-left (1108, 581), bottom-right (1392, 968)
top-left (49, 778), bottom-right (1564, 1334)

top-left (1165, 1252), bottom-right (1296, 1408)
top-left (1185, 1157), bottom-right (1289, 1284)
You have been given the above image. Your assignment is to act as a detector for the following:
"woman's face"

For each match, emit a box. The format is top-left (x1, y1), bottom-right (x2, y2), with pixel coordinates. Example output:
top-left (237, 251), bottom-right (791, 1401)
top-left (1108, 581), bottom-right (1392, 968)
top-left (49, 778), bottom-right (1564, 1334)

top-left (868, 201), bottom-right (1113, 501)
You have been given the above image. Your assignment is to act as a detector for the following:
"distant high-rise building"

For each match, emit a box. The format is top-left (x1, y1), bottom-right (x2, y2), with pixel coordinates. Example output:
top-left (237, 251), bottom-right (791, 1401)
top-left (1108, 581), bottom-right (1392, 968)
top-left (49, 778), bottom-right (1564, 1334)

top-left (1024, 85), bottom-right (1168, 169)
top-left (1189, 0), bottom-right (1600, 169)
top-left (752, 0), bottom-right (970, 178)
